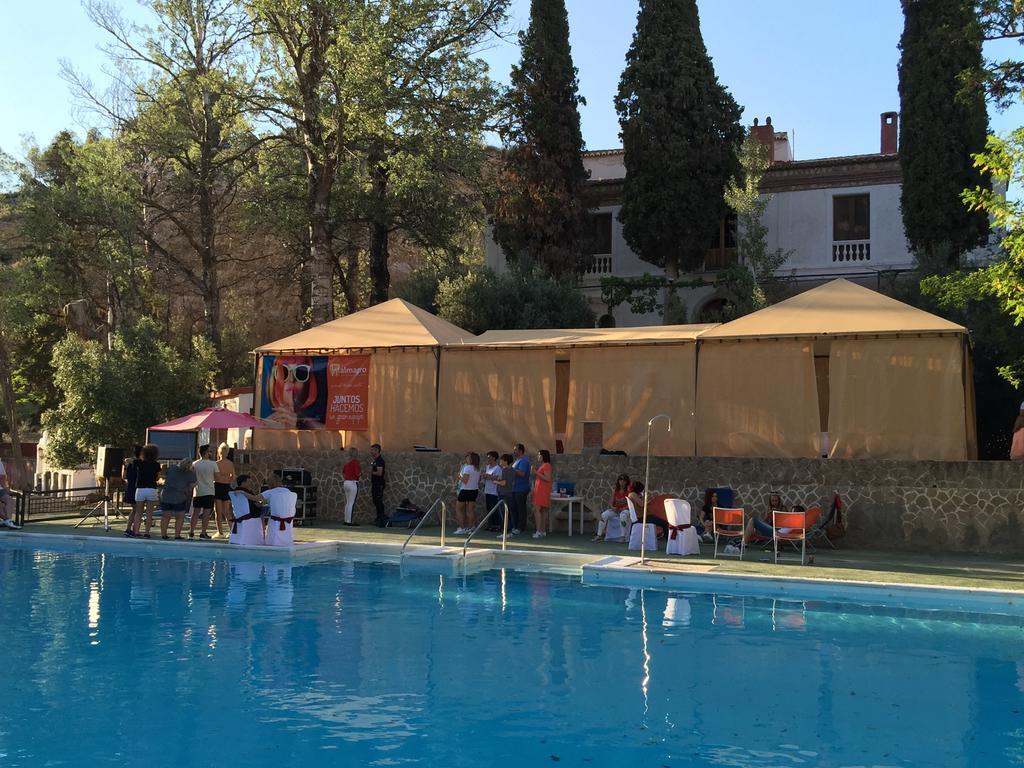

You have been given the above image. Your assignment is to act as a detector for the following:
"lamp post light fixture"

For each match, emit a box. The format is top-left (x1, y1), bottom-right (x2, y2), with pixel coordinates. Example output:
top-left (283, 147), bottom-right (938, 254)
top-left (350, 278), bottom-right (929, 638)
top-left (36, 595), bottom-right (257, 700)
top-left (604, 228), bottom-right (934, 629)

top-left (640, 413), bottom-right (671, 565)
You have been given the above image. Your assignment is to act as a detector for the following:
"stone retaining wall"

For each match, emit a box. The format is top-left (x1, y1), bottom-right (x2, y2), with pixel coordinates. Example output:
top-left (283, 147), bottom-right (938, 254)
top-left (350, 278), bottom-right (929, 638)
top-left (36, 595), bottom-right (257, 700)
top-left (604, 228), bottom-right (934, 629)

top-left (236, 450), bottom-right (1024, 554)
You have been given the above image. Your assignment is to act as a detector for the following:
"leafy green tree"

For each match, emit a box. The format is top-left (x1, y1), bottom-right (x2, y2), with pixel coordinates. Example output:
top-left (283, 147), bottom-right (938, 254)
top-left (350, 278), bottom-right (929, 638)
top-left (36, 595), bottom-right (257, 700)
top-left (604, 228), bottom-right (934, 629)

top-left (41, 318), bottom-right (217, 467)
top-left (2, 132), bottom-right (146, 409)
top-left (716, 135), bottom-right (791, 319)
top-left (245, 0), bottom-right (351, 325)
top-left (491, 0), bottom-right (590, 279)
top-left (432, 265), bottom-right (594, 334)
top-left (922, 130), bottom-right (1024, 387)
top-left (615, 0), bottom-right (743, 278)
top-left (70, 0), bottom-right (263, 367)
top-left (971, 0), bottom-right (1024, 109)
top-left (898, 0), bottom-right (990, 272)
top-left (348, 0), bottom-right (509, 304)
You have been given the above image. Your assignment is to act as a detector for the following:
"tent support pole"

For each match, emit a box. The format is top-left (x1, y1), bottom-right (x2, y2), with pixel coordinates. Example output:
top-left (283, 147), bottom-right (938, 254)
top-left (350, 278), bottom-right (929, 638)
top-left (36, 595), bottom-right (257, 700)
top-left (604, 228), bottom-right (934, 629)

top-left (251, 353), bottom-right (258, 416)
top-left (433, 347), bottom-right (441, 449)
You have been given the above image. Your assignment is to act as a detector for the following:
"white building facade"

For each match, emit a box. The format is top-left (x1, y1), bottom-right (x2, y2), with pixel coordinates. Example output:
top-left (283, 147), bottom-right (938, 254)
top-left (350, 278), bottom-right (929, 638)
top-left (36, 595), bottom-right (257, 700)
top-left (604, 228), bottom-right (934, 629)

top-left (485, 113), bottom-right (958, 325)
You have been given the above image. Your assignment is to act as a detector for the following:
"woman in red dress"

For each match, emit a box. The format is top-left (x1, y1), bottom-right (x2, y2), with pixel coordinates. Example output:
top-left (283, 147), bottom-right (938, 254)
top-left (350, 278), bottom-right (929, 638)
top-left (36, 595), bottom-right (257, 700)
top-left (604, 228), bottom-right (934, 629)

top-left (531, 449), bottom-right (553, 539)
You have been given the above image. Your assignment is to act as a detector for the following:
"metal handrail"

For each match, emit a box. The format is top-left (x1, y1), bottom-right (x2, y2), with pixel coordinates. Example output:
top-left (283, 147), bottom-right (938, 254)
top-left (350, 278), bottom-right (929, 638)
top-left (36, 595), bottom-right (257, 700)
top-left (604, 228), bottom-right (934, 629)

top-left (462, 499), bottom-right (507, 560)
top-left (401, 498), bottom-right (447, 554)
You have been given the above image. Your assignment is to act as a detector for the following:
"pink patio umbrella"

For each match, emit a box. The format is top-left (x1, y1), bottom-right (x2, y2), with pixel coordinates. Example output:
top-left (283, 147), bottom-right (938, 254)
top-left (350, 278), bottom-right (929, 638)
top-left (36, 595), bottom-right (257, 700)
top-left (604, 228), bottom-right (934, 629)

top-left (149, 406), bottom-right (278, 432)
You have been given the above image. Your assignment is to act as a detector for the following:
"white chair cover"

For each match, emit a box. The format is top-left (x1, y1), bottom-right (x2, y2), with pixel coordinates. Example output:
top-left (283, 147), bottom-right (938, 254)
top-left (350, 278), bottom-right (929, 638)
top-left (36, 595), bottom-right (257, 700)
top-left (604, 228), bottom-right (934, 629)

top-left (663, 498), bottom-right (700, 556)
top-left (628, 523), bottom-right (657, 551)
top-left (625, 496), bottom-right (656, 551)
top-left (263, 487), bottom-right (297, 547)
top-left (605, 516), bottom-right (627, 541)
top-left (228, 491), bottom-right (265, 546)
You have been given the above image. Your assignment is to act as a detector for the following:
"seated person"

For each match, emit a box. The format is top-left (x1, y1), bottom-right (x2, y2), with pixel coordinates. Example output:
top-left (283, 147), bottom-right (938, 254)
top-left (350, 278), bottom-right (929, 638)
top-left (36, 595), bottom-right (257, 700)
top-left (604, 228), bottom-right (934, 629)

top-left (593, 473), bottom-right (631, 541)
top-left (742, 492), bottom-right (787, 546)
top-left (692, 489), bottom-right (722, 543)
top-left (262, 474), bottom-right (298, 547)
top-left (627, 482), bottom-right (669, 540)
top-left (228, 475), bottom-right (267, 546)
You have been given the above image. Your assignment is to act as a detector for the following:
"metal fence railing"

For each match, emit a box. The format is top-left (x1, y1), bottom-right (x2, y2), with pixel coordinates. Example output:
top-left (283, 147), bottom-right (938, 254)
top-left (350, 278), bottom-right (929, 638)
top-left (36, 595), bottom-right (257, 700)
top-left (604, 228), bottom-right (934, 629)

top-left (12, 486), bottom-right (125, 526)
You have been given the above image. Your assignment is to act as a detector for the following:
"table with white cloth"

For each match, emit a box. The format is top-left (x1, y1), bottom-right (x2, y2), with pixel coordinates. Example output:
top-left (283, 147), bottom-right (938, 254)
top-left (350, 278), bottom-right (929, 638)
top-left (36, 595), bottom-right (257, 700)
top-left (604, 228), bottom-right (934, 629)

top-left (547, 495), bottom-right (586, 537)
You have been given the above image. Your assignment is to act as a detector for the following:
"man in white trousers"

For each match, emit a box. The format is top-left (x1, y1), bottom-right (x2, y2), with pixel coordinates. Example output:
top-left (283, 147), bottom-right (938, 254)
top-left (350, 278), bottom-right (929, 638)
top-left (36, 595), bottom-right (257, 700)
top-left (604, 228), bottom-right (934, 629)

top-left (341, 447), bottom-right (361, 526)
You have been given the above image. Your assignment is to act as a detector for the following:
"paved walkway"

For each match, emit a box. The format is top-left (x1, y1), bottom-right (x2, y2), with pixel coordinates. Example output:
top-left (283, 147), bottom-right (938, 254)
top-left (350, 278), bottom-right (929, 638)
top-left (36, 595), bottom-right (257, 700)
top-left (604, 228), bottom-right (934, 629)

top-left (15, 516), bottom-right (1024, 592)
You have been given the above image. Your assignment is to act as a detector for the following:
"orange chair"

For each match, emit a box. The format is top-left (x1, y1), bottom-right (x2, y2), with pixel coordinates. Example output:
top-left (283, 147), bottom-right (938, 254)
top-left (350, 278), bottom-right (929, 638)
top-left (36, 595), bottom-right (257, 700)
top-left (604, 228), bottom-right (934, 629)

top-left (772, 510), bottom-right (810, 565)
top-left (712, 506), bottom-right (745, 559)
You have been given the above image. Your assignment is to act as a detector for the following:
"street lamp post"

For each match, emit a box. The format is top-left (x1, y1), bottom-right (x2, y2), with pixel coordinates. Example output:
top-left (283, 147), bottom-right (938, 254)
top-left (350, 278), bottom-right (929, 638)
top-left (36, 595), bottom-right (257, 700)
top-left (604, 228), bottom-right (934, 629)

top-left (641, 413), bottom-right (671, 565)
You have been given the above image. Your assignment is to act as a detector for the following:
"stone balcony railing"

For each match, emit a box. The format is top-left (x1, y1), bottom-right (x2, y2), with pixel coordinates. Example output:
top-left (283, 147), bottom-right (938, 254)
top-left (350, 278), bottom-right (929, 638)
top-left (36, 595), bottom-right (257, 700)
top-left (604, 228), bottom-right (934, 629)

top-left (833, 240), bottom-right (871, 262)
top-left (585, 255), bottom-right (613, 275)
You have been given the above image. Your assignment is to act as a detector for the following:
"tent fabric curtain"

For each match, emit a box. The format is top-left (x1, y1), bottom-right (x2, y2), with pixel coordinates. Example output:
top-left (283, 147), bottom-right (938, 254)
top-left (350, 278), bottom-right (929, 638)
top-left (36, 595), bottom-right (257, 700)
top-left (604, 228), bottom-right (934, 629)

top-left (437, 348), bottom-right (555, 452)
top-left (696, 340), bottom-right (820, 458)
top-left (828, 336), bottom-right (967, 460)
top-left (251, 429), bottom-right (343, 450)
top-left (342, 348), bottom-right (437, 451)
top-left (564, 344), bottom-right (697, 456)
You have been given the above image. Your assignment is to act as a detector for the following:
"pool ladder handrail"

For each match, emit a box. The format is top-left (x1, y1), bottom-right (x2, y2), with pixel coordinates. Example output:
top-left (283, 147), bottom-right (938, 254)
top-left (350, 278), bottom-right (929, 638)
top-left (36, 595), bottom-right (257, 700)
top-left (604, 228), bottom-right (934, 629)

top-left (401, 497), bottom-right (448, 554)
top-left (462, 498), bottom-right (509, 560)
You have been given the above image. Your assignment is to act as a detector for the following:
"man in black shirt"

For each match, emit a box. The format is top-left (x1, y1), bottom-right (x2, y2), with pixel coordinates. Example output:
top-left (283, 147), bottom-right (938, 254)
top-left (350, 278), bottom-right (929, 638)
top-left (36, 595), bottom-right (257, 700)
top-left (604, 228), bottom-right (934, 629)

top-left (370, 443), bottom-right (386, 527)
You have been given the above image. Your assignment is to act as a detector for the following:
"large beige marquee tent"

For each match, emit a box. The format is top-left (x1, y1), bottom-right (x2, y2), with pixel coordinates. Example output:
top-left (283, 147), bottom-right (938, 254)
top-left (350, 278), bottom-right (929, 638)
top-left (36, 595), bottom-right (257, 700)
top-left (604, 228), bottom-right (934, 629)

top-left (696, 279), bottom-right (975, 461)
top-left (436, 325), bottom-right (716, 456)
top-left (250, 281), bottom-right (975, 461)
top-left (253, 298), bottom-right (472, 450)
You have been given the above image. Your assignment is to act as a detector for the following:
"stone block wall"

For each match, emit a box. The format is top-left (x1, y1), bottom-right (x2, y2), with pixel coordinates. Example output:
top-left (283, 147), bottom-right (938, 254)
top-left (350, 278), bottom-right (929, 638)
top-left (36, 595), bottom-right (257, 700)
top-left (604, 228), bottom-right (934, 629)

top-left (236, 450), bottom-right (1024, 555)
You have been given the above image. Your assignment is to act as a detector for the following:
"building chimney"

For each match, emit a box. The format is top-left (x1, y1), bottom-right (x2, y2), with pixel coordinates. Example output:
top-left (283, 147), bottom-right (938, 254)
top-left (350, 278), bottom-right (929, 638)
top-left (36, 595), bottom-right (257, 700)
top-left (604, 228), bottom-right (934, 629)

top-left (749, 116), bottom-right (775, 164)
top-left (880, 112), bottom-right (898, 155)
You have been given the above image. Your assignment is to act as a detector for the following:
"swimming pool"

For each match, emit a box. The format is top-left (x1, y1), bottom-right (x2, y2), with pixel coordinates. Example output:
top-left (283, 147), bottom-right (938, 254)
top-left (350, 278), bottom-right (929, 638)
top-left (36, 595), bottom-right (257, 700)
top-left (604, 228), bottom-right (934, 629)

top-left (1, 541), bottom-right (1021, 767)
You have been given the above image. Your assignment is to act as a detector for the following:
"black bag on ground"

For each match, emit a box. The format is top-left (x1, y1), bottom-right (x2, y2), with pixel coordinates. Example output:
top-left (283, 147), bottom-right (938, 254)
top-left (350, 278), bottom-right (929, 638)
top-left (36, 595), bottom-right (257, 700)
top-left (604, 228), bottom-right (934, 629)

top-left (386, 498), bottom-right (426, 528)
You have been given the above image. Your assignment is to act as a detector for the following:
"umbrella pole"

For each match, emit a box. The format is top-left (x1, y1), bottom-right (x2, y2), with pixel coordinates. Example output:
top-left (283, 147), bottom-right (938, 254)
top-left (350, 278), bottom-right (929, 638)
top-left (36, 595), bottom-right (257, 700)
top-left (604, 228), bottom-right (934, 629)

top-left (640, 414), bottom-right (671, 566)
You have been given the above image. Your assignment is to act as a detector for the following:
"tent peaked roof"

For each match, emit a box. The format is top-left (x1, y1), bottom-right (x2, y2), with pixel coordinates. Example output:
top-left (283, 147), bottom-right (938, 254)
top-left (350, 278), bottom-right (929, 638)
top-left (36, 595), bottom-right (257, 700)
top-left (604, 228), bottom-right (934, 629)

top-left (255, 298), bottom-right (472, 352)
top-left (700, 279), bottom-right (966, 340)
top-left (469, 324), bottom-right (718, 348)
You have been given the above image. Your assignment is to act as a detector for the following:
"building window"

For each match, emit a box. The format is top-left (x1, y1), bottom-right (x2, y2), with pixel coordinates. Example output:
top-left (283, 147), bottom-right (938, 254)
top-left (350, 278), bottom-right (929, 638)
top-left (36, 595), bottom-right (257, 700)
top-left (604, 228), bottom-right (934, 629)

top-left (586, 212), bottom-right (613, 255)
top-left (705, 212), bottom-right (738, 270)
top-left (833, 194), bottom-right (870, 241)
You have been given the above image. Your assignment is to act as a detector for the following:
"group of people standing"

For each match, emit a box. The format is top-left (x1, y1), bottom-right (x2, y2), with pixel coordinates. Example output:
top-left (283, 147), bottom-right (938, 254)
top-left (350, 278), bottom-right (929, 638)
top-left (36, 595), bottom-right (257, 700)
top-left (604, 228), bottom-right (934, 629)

top-left (121, 443), bottom-right (296, 545)
top-left (452, 444), bottom-right (553, 540)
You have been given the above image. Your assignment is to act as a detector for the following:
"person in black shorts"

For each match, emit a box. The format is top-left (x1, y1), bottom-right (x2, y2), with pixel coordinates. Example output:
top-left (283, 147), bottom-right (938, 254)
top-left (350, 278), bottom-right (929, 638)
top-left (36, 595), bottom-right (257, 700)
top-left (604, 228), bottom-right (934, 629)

top-left (370, 444), bottom-right (386, 527)
top-left (190, 444), bottom-right (218, 539)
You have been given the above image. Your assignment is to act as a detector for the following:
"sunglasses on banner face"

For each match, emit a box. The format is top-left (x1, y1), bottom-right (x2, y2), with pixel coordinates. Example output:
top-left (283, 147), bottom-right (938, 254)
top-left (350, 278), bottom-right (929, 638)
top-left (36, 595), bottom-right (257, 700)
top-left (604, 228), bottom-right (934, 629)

top-left (274, 363), bottom-right (312, 383)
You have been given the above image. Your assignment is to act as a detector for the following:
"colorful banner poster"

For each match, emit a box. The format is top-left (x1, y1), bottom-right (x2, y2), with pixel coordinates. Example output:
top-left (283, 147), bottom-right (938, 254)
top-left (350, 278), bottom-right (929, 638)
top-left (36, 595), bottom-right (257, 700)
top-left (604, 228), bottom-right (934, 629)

top-left (258, 354), bottom-right (371, 431)
top-left (325, 355), bottom-right (370, 431)
top-left (259, 355), bottom-right (330, 429)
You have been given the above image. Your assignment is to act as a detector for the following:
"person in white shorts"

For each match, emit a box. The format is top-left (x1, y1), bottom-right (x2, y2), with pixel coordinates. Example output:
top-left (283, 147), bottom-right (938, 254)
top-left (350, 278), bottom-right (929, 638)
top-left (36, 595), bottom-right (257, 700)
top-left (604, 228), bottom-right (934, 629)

top-left (129, 444), bottom-right (161, 537)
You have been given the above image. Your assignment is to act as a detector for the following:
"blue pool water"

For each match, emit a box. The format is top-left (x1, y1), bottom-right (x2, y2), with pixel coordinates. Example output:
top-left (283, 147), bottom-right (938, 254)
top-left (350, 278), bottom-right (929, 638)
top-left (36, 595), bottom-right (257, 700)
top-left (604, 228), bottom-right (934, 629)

top-left (1, 542), bottom-right (1022, 767)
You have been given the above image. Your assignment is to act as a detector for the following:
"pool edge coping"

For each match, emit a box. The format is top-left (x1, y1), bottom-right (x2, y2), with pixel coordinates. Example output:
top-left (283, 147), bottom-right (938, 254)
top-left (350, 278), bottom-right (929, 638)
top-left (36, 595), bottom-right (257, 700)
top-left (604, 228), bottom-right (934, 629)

top-left (5, 531), bottom-right (1024, 609)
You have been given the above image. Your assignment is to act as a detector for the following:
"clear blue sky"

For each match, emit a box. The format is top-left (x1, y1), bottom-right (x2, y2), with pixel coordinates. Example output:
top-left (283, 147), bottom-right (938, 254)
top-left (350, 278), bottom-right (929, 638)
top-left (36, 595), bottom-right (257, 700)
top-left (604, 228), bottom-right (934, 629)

top-left (1, 0), bottom-right (1021, 162)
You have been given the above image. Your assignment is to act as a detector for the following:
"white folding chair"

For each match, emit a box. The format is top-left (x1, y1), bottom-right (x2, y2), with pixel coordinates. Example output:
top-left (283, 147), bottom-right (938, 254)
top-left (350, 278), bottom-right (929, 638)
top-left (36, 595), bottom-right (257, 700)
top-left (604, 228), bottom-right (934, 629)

top-left (663, 498), bottom-right (700, 556)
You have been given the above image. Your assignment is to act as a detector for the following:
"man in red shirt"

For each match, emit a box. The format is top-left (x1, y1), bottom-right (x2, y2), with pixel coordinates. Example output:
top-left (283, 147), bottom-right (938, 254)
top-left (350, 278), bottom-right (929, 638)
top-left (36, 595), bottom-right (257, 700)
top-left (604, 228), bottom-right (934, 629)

top-left (341, 447), bottom-right (361, 525)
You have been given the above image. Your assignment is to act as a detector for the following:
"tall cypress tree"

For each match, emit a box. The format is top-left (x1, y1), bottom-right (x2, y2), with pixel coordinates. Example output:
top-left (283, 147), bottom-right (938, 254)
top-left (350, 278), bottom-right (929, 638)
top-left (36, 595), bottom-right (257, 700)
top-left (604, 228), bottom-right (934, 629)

top-left (615, 0), bottom-right (742, 278)
top-left (491, 0), bottom-right (590, 279)
top-left (899, 0), bottom-right (990, 273)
